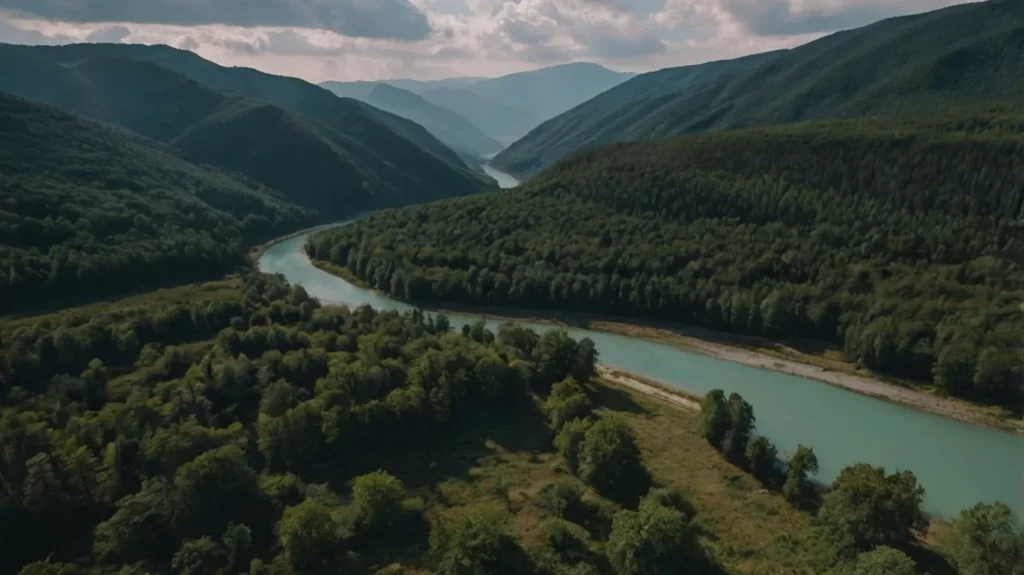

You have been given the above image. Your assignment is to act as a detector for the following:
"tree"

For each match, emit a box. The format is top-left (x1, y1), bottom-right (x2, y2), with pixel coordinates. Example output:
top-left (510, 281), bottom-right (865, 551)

top-left (946, 502), bottom-right (1024, 575)
top-left (278, 498), bottom-right (341, 571)
top-left (745, 435), bottom-right (778, 481)
top-left (606, 493), bottom-right (705, 575)
top-left (174, 446), bottom-right (264, 535)
top-left (571, 338), bottom-right (599, 383)
top-left (18, 559), bottom-right (81, 575)
top-left (554, 418), bottom-right (593, 474)
top-left (222, 523), bottom-right (252, 574)
top-left (832, 547), bottom-right (917, 575)
top-left (545, 377), bottom-right (593, 430)
top-left (352, 470), bottom-right (408, 534)
top-left (171, 537), bottom-right (227, 575)
top-left (432, 508), bottom-right (527, 575)
top-left (722, 393), bottom-right (755, 461)
top-left (699, 390), bottom-right (731, 448)
top-left (817, 463), bottom-right (926, 551)
top-left (577, 418), bottom-right (648, 501)
top-left (782, 445), bottom-right (818, 505)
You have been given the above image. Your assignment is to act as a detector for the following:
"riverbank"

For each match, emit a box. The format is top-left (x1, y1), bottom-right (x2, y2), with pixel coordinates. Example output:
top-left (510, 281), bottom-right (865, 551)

top-left (302, 255), bottom-right (1021, 435)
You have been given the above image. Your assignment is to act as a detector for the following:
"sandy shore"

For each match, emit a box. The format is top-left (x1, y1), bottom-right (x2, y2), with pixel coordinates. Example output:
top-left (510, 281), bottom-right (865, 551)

top-left (598, 366), bottom-right (700, 412)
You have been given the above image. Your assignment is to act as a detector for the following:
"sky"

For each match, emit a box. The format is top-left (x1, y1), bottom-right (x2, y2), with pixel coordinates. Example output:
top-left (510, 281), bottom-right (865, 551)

top-left (0, 0), bottom-right (975, 83)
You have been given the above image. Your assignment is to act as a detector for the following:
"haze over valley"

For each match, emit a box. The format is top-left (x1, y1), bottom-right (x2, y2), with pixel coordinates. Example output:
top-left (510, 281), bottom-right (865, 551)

top-left (1, 1), bottom-right (1022, 574)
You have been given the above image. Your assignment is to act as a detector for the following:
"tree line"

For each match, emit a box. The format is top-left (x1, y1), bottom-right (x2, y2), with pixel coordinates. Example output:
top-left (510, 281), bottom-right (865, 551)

top-left (307, 118), bottom-right (1024, 410)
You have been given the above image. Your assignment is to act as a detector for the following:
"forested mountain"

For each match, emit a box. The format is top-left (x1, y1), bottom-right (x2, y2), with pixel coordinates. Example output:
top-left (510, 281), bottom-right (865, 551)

top-left (320, 80), bottom-right (503, 160)
top-left (0, 42), bottom-right (496, 215)
top-left (309, 113), bottom-right (1024, 410)
top-left (0, 92), bottom-right (316, 309)
top-left (493, 0), bottom-right (1024, 176)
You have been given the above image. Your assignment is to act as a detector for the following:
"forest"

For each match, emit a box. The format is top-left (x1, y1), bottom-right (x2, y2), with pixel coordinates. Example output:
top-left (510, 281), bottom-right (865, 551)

top-left (0, 92), bottom-right (318, 310)
top-left (1, 273), bottom-right (1019, 574)
top-left (308, 116), bottom-right (1024, 410)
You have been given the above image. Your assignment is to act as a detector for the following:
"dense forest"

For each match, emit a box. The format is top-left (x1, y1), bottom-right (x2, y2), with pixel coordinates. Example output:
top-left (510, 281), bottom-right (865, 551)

top-left (492, 0), bottom-right (1024, 175)
top-left (308, 116), bottom-right (1024, 410)
top-left (0, 43), bottom-right (495, 221)
top-left (1, 274), bottom-right (1019, 574)
top-left (0, 92), bottom-right (317, 310)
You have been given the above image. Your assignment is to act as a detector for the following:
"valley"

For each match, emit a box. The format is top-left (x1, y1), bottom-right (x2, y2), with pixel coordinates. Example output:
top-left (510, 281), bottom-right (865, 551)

top-left (1, 0), bottom-right (1022, 573)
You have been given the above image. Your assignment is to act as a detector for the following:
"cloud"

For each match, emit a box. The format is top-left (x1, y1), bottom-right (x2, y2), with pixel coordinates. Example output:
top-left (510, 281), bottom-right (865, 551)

top-left (86, 25), bottom-right (131, 44)
top-left (0, 0), bottom-right (433, 41)
top-left (0, 17), bottom-right (76, 45)
top-left (719, 0), bottom-right (970, 36)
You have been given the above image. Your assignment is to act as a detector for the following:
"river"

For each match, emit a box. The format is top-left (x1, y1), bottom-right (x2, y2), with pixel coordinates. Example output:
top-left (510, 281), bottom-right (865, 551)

top-left (259, 167), bottom-right (1023, 520)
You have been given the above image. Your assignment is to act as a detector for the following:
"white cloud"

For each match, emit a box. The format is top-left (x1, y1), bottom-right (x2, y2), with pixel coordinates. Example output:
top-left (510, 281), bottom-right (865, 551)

top-left (0, 0), bottom-right (976, 81)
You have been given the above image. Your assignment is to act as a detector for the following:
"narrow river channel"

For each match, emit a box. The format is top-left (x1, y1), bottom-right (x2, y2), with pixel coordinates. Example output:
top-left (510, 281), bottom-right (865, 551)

top-left (259, 165), bottom-right (1023, 520)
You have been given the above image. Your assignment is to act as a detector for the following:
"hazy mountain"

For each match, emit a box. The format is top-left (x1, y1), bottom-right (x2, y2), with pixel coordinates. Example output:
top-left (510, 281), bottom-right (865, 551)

top-left (419, 86), bottom-right (541, 146)
top-left (329, 62), bottom-right (634, 148)
top-left (320, 80), bottom-right (503, 160)
top-left (492, 0), bottom-right (1024, 176)
top-left (0, 43), bottom-right (496, 219)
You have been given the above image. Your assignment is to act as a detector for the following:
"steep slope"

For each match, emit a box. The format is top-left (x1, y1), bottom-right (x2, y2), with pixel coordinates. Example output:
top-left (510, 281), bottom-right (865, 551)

top-left (0, 92), bottom-right (316, 309)
top-left (419, 86), bottom-right (541, 145)
top-left (308, 112), bottom-right (1024, 410)
top-left (5, 43), bottom-right (494, 191)
top-left (0, 44), bottom-right (496, 218)
top-left (320, 80), bottom-right (503, 159)
top-left (493, 0), bottom-right (1024, 176)
top-left (469, 62), bottom-right (635, 122)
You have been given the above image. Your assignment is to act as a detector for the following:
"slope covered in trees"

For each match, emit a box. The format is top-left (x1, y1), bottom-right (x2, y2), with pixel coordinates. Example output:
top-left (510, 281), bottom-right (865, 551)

top-left (493, 0), bottom-right (1024, 176)
top-left (0, 43), bottom-right (496, 218)
top-left (0, 92), bottom-right (316, 310)
top-left (320, 81), bottom-right (504, 160)
top-left (5, 274), bottom-right (1017, 574)
top-left (308, 115), bottom-right (1024, 410)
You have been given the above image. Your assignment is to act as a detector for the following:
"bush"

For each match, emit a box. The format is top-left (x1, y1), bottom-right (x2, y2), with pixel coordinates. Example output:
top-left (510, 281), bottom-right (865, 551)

top-left (432, 507), bottom-right (530, 575)
top-left (577, 418), bottom-right (648, 501)
top-left (352, 470), bottom-right (409, 534)
top-left (832, 547), bottom-right (916, 575)
top-left (554, 418), bottom-right (593, 474)
top-left (540, 481), bottom-right (586, 521)
top-left (606, 498), bottom-right (705, 575)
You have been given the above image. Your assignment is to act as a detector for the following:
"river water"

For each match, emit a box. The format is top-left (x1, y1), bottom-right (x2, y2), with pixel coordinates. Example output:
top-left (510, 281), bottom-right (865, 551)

top-left (259, 167), bottom-right (1023, 520)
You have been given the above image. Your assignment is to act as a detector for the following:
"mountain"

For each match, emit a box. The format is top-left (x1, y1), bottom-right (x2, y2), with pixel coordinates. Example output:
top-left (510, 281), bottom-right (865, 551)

top-left (0, 43), bottom-right (496, 218)
top-left (418, 87), bottom-right (542, 146)
top-left (493, 0), bottom-right (1024, 176)
top-left (469, 62), bottom-right (635, 122)
top-left (308, 111), bottom-right (1024, 410)
top-left (0, 91), bottom-right (316, 308)
top-left (329, 63), bottom-right (633, 147)
top-left (320, 80), bottom-right (503, 160)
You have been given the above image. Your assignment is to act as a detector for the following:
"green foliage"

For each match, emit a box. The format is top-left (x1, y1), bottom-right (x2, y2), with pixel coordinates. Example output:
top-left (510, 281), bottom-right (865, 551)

top-left (351, 470), bottom-right (411, 535)
top-left (0, 273), bottom-right (585, 572)
top-left (554, 418), bottom-right (593, 474)
top-left (577, 418), bottom-right (648, 502)
top-left (783, 446), bottom-right (819, 505)
top-left (700, 390), bottom-right (756, 463)
top-left (606, 491), bottom-right (705, 575)
top-left (170, 537), bottom-right (227, 575)
top-left (545, 378), bottom-right (594, 430)
top-left (311, 115), bottom-right (1024, 410)
top-left (431, 508), bottom-right (529, 575)
top-left (539, 480), bottom-right (586, 521)
top-left (817, 464), bottom-right (927, 552)
top-left (18, 559), bottom-right (82, 575)
top-left (946, 502), bottom-right (1024, 575)
top-left (831, 547), bottom-right (917, 575)
top-left (492, 0), bottom-right (1024, 176)
top-left (745, 436), bottom-right (779, 482)
top-left (278, 498), bottom-right (341, 571)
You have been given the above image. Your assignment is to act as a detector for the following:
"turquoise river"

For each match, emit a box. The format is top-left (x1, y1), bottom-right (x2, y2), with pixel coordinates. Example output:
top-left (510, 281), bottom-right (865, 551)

top-left (259, 166), bottom-right (1022, 520)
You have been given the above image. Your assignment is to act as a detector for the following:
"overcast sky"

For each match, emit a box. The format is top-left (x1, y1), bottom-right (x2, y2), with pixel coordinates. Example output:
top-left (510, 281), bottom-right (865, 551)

top-left (0, 0), bottom-right (975, 82)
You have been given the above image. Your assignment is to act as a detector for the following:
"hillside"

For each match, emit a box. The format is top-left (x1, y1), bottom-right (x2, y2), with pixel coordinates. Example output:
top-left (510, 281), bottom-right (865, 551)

top-left (0, 92), bottom-right (316, 309)
top-left (320, 80), bottom-right (503, 160)
top-left (0, 43), bottom-right (496, 214)
top-left (493, 0), bottom-right (1024, 176)
top-left (308, 114), bottom-right (1024, 411)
